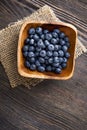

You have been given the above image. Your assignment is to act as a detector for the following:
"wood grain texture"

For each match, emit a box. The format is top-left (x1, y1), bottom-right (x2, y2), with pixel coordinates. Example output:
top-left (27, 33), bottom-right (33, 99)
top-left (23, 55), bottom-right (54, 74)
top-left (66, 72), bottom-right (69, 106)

top-left (0, 0), bottom-right (87, 130)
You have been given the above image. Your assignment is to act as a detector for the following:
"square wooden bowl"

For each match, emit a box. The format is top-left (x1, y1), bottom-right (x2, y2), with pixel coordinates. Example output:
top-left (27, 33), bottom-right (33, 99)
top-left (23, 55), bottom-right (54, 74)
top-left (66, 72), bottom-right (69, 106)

top-left (17, 22), bottom-right (77, 80)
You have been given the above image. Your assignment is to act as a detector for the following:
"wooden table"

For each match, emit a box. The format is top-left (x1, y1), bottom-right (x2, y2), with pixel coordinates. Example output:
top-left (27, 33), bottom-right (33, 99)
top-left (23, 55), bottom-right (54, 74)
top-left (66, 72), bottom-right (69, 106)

top-left (0, 0), bottom-right (87, 130)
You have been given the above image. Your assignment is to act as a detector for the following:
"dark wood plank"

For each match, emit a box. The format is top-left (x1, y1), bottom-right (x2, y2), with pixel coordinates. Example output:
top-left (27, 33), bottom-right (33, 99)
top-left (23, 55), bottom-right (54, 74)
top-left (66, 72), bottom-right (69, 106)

top-left (0, 0), bottom-right (87, 130)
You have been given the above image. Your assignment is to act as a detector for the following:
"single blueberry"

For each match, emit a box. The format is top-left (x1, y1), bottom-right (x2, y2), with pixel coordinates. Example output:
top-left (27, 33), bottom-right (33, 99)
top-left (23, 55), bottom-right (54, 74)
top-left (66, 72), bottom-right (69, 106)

top-left (39, 57), bottom-right (45, 63)
top-left (54, 57), bottom-right (59, 63)
top-left (22, 45), bottom-right (29, 52)
top-left (24, 61), bottom-right (30, 68)
top-left (52, 32), bottom-right (58, 38)
top-left (53, 51), bottom-right (58, 57)
top-left (64, 36), bottom-right (69, 42)
top-left (51, 38), bottom-right (57, 45)
top-left (37, 66), bottom-right (45, 72)
top-left (29, 35), bottom-right (34, 39)
top-left (56, 37), bottom-right (59, 43)
top-left (46, 66), bottom-right (52, 71)
top-left (47, 51), bottom-right (53, 57)
top-left (28, 52), bottom-right (35, 57)
top-left (40, 50), bottom-right (46, 57)
top-left (35, 52), bottom-right (39, 57)
top-left (48, 58), bottom-right (53, 64)
top-left (53, 29), bottom-right (60, 34)
top-left (66, 42), bottom-right (70, 48)
top-left (43, 29), bottom-right (49, 34)
top-left (29, 39), bottom-right (34, 45)
top-left (37, 39), bottom-right (45, 48)
top-left (65, 52), bottom-right (70, 58)
top-left (61, 63), bottom-right (67, 68)
top-left (29, 28), bottom-right (35, 35)
top-left (45, 56), bottom-right (49, 60)
top-left (40, 34), bottom-right (45, 40)
top-left (58, 50), bottom-right (64, 57)
top-left (55, 68), bottom-right (62, 74)
top-left (29, 46), bottom-right (35, 51)
top-left (62, 45), bottom-right (68, 52)
top-left (36, 47), bottom-right (41, 52)
top-left (45, 33), bottom-right (52, 41)
top-left (59, 39), bottom-right (66, 45)
top-left (44, 40), bottom-right (50, 46)
top-left (30, 64), bottom-right (36, 70)
top-left (36, 27), bottom-right (42, 34)
top-left (53, 63), bottom-right (60, 67)
top-left (59, 57), bottom-right (64, 63)
top-left (54, 45), bottom-right (61, 51)
top-left (33, 34), bottom-right (39, 41)
top-left (63, 57), bottom-right (67, 63)
top-left (59, 32), bottom-right (65, 38)
top-left (35, 60), bottom-right (40, 67)
top-left (25, 38), bottom-right (30, 45)
top-left (23, 51), bottom-right (28, 58)
top-left (48, 44), bottom-right (54, 51)
top-left (29, 57), bottom-right (35, 63)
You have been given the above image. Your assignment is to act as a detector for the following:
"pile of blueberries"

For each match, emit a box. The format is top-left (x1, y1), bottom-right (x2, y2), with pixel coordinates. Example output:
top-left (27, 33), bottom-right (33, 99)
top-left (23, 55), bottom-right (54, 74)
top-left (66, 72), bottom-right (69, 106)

top-left (22, 27), bottom-right (70, 74)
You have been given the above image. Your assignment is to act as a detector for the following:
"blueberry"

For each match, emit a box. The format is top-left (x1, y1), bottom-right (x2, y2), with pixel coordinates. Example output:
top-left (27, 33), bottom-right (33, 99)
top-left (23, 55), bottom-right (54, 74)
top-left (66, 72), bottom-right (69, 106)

top-left (62, 45), bottom-right (68, 52)
top-left (43, 29), bottom-right (49, 34)
top-left (59, 57), bottom-right (64, 63)
top-left (52, 32), bottom-right (58, 38)
top-left (65, 52), bottom-right (70, 58)
top-left (40, 50), bottom-right (46, 57)
top-left (29, 57), bottom-right (35, 63)
top-left (23, 51), bottom-right (28, 58)
top-left (45, 33), bottom-right (52, 41)
top-left (58, 50), bottom-right (64, 57)
top-left (29, 28), bottom-right (35, 35)
top-left (24, 61), bottom-right (30, 68)
top-left (54, 45), bottom-right (61, 51)
top-left (53, 29), bottom-right (60, 34)
top-left (61, 63), bottom-right (67, 68)
top-left (51, 38), bottom-right (57, 45)
top-left (46, 66), bottom-right (52, 71)
top-left (35, 60), bottom-right (40, 67)
top-left (37, 39), bottom-right (45, 48)
top-left (29, 46), bottom-right (35, 51)
top-left (37, 66), bottom-right (45, 72)
top-left (66, 42), bottom-right (70, 48)
top-left (29, 35), bottom-right (34, 39)
top-left (29, 39), bottom-right (34, 45)
top-left (48, 44), bottom-right (54, 51)
top-left (56, 37), bottom-right (59, 43)
top-left (30, 64), bottom-right (36, 70)
top-left (59, 32), bottom-right (65, 38)
top-left (36, 27), bottom-right (42, 34)
top-left (59, 65), bottom-right (62, 69)
top-left (28, 52), bottom-right (35, 57)
top-left (55, 68), bottom-right (62, 74)
top-left (36, 47), bottom-right (41, 52)
top-left (53, 51), bottom-right (58, 57)
top-left (53, 63), bottom-right (60, 67)
top-left (54, 57), bottom-right (59, 63)
top-left (63, 57), bottom-right (67, 63)
top-left (45, 56), bottom-right (49, 60)
top-left (35, 52), bottom-right (39, 57)
top-left (25, 38), bottom-right (30, 45)
top-left (40, 34), bottom-right (45, 40)
top-left (48, 58), bottom-right (53, 64)
top-left (33, 34), bottom-right (39, 41)
top-left (64, 36), bottom-right (69, 42)
top-left (39, 57), bottom-right (45, 63)
top-left (59, 39), bottom-right (66, 45)
top-left (47, 51), bottom-right (52, 57)
top-left (22, 45), bottom-right (29, 52)
top-left (44, 40), bottom-right (50, 46)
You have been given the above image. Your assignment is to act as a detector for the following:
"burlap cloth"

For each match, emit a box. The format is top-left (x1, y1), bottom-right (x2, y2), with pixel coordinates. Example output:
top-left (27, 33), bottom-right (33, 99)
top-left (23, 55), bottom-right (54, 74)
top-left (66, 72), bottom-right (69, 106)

top-left (0, 5), bottom-right (87, 88)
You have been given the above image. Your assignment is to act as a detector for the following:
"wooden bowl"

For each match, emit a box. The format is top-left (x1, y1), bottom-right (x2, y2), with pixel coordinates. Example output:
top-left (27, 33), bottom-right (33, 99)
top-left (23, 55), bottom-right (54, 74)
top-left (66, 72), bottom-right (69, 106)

top-left (17, 22), bottom-right (77, 80)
